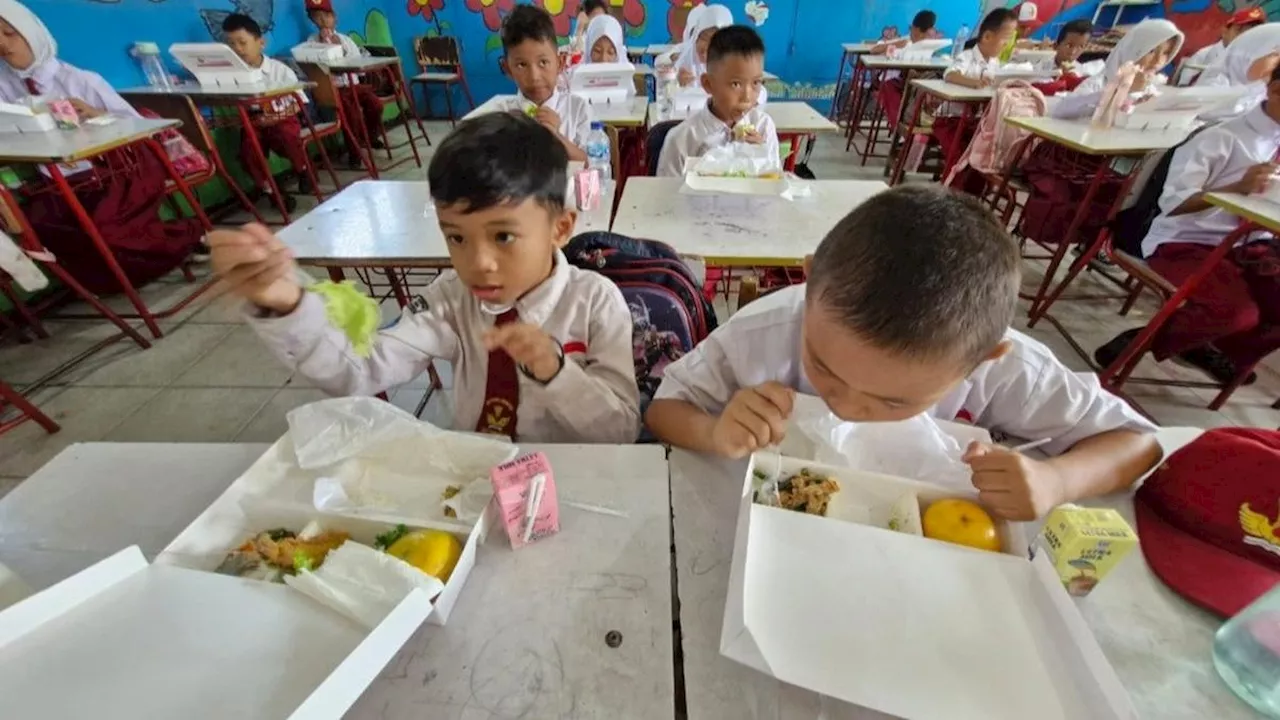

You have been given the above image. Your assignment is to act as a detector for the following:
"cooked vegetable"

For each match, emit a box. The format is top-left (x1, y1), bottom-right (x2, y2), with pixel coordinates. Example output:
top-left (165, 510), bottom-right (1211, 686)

top-left (374, 523), bottom-right (410, 551)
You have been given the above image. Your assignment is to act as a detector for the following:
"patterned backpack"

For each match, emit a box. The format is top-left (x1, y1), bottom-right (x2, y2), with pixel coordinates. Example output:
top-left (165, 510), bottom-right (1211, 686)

top-left (945, 80), bottom-right (1046, 184)
top-left (564, 232), bottom-right (716, 431)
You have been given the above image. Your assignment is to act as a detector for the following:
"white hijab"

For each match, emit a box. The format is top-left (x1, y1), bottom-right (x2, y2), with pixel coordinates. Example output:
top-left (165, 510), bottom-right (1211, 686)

top-left (1199, 22), bottom-right (1280, 86)
top-left (675, 4), bottom-right (733, 75)
top-left (1071, 19), bottom-right (1183, 96)
top-left (584, 14), bottom-right (625, 64)
top-left (0, 0), bottom-right (57, 82)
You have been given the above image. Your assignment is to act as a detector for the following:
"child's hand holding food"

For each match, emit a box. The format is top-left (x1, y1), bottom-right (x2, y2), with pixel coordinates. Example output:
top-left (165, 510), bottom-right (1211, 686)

top-left (209, 223), bottom-right (303, 314)
top-left (711, 382), bottom-right (795, 458)
top-left (484, 323), bottom-right (563, 383)
top-left (677, 67), bottom-right (695, 87)
top-left (962, 442), bottom-right (1066, 521)
top-left (534, 106), bottom-right (562, 135)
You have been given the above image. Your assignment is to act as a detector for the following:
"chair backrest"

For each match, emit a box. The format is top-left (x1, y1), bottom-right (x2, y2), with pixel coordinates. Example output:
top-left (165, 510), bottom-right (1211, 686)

top-left (416, 35), bottom-right (462, 69)
top-left (604, 123), bottom-right (622, 182)
top-left (1110, 127), bottom-right (1208, 256)
top-left (646, 120), bottom-right (680, 176)
top-left (120, 92), bottom-right (215, 156)
top-left (296, 61), bottom-right (342, 109)
top-left (365, 45), bottom-right (398, 58)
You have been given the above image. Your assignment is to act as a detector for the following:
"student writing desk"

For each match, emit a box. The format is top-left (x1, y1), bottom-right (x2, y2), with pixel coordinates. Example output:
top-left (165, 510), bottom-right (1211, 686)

top-left (829, 42), bottom-right (879, 121)
top-left (464, 95), bottom-right (650, 128)
top-left (888, 78), bottom-right (996, 186)
top-left (668, 437), bottom-right (1252, 720)
top-left (321, 55), bottom-right (431, 175)
top-left (646, 101), bottom-right (838, 171)
top-left (278, 179), bottom-right (614, 304)
top-left (0, 441), bottom-right (675, 719)
top-left (0, 116), bottom-right (214, 340)
top-left (611, 177), bottom-right (886, 267)
top-left (121, 81), bottom-right (319, 225)
top-left (996, 116), bottom-right (1192, 336)
top-left (844, 55), bottom-right (951, 166)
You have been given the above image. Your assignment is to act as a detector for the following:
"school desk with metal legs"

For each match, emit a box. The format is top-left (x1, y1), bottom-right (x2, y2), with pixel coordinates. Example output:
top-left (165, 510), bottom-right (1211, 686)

top-left (324, 55), bottom-right (432, 173)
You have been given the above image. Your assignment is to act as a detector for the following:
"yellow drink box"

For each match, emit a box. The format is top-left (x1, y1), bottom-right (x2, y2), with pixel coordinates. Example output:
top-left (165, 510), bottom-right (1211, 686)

top-left (1037, 504), bottom-right (1138, 597)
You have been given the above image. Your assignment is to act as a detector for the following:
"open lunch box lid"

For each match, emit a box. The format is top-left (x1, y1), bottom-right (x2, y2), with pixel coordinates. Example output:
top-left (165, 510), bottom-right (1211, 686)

top-left (720, 452), bottom-right (1136, 720)
top-left (0, 546), bottom-right (433, 719)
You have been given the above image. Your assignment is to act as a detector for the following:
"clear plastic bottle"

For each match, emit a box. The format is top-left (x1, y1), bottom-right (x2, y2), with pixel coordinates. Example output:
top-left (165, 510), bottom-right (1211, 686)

top-left (585, 121), bottom-right (612, 181)
top-left (133, 42), bottom-right (172, 91)
top-left (954, 24), bottom-right (971, 56)
top-left (1215, 587), bottom-right (1280, 717)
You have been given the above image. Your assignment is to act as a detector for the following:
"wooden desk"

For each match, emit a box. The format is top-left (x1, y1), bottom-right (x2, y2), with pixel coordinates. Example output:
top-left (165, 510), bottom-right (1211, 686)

top-left (669, 443), bottom-right (1255, 720)
top-left (646, 101), bottom-right (838, 134)
top-left (465, 94), bottom-right (649, 128)
top-left (1005, 116), bottom-right (1192, 156)
top-left (888, 78), bottom-right (996, 186)
top-left (611, 177), bottom-right (886, 266)
top-left (0, 441), bottom-right (676, 720)
top-left (845, 54), bottom-right (951, 165)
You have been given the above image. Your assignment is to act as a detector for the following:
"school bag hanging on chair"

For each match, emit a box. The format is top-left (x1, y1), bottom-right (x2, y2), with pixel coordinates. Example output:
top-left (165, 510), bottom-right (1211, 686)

top-left (945, 80), bottom-right (1046, 188)
top-left (564, 232), bottom-right (716, 438)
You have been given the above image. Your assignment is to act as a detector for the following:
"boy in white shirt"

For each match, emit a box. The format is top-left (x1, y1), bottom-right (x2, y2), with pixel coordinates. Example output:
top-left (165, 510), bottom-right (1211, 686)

top-left (657, 25), bottom-right (778, 177)
top-left (496, 5), bottom-right (591, 162)
top-left (646, 185), bottom-right (1160, 521)
top-left (305, 0), bottom-right (385, 168)
top-left (1094, 67), bottom-right (1280, 390)
top-left (207, 113), bottom-right (640, 443)
top-left (222, 13), bottom-right (313, 212)
top-left (944, 7), bottom-right (1018, 89)
top-left (1186, 6), bottom-right (1266, 69)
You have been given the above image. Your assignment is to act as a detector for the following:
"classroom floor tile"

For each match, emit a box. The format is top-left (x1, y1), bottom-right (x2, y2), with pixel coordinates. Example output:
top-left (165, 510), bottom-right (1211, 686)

top-left (3, 120), bottom-right (1279, 485)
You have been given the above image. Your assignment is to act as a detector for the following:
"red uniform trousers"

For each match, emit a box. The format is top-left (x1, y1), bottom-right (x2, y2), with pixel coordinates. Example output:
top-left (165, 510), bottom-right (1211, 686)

top-left (341, 83), bottom-right (384, 150)
top-left (1149, 241), bottom-right (1280, 371)
top-left (240, 115), bottom-right (309, 187)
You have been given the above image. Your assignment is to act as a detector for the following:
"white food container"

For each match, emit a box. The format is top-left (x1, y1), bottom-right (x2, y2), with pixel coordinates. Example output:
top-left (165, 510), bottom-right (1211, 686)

top-left (169, 42), bottom-right (265, 87)
top-left (0, 546), bottom-right (433, 719)
top-left (720, 452), bottom-right (1136, 720)
top-left (291, 42), bottom-right (346, 65)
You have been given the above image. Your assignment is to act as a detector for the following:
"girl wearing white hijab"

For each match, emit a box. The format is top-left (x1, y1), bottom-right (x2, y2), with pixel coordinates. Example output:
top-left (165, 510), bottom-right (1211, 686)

top-left (1050, 18), bottom-right (1184, 119)
top-left (0, 0), bottom-right (136, 117)
top-left (584, 14), bottom-right (627, 64)
top-left (1197, 22), bottom-right (1280, 87)
top-left (657, 4), bottom-right (708, 67)
top-left (674, 4), bottom-right (733, 87)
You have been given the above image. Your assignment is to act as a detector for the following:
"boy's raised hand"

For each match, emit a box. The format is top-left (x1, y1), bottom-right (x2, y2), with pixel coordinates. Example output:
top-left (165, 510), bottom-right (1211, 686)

top-left (962, 441), bottom-right (1066, 521)
top-left (534, 106), bottom-right (562, 136)
top-left (208, 223), bottom-right (303, 314)
top-left (711, 382), bottom-right (795, 458)
top-left (484, 323), bottom-right (562, 383)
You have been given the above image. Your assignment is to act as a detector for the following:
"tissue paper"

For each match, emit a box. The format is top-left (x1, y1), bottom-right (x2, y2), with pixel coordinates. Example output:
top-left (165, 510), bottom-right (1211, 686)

top-left (285, 541), bottom-right (445, 630)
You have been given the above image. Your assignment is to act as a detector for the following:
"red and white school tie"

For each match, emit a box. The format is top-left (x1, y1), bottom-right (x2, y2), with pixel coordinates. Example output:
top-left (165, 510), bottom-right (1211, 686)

top-left (475, 309), bottom-right (521, 439)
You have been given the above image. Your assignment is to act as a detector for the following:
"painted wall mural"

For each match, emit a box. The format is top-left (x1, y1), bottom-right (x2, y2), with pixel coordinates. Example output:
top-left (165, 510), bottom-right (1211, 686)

top-left (199, 0), bottom-right (274, 39)
top-left (1015, 0), bottom-right (1280, 53)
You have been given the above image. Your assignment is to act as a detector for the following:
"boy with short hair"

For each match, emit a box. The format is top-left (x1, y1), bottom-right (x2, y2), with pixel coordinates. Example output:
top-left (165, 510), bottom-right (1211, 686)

top-left (1030, 20), bottom-right (1098, 96)
top-left (945, 7), bottom-right (1018, 89)
top-left (1095, 65), bottom-right (1280, 388)
top-left (870, 10), bottom-right (936, 55)
top-left (304, 0), bottom-right (385, 168)
top-left (496, 5), bottom-right (591, 162)
top-left (657, 25), bottom-right (778, 177)
top-left (222, 13), bottom-right (313, 209)
top-left (646, 185), bottom-right (1160, 521)
top-left (208, 113), bottom-right (640, 443)
top-left (1186, 6), bottom-right (1266, 67)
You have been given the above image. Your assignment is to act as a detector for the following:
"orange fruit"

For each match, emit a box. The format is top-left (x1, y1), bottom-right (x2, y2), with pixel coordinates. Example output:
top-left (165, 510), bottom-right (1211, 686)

top-left (922, 499), bottom-right (1002, 553)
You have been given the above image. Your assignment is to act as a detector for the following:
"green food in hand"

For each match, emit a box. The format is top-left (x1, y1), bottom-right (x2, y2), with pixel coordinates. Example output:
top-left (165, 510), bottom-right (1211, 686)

top-left (310, 280), bottom-right (380, 358)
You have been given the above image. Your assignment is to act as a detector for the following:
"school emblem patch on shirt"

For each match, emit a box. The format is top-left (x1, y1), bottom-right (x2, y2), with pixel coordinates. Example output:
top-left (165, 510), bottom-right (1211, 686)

top-left (480, 397), bottom-right (516, 436)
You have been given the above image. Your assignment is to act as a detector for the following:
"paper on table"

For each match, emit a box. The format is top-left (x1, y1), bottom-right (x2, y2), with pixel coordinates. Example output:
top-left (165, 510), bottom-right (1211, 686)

top-left (285, 541), bottom-right (444, 630)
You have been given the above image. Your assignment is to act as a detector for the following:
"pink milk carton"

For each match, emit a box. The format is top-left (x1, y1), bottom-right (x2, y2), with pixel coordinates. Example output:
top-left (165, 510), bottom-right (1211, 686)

top-left (490, 452), bottom-right (560, 549)
top-left (575, 168), bottom-right (601, 211)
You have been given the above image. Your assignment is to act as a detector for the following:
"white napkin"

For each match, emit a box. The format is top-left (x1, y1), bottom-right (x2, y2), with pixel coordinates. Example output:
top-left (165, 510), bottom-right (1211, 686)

top-left (285, 541), bottom-right (444, 630)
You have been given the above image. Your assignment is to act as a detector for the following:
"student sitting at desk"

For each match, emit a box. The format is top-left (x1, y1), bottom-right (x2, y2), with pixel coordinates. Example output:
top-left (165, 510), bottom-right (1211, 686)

top-left (657, 25), bottom-right (778, 177)
top-left (1185, 6), bottom-right (1266, 70)
top-left (674, 4), bottom-right (733, 88)
top-left (208, 113), bottom-right (641, 443)
top-left (644, 185), bottom-right (1160, 522)
top-left (494, 5), bottom-right (590, 162)
top-left (1027, 19), bottom-right (1098, 96)
top-left (583, 13), bottom-right (625, 64)
top-left (1195, 23), bottom-right (1280, 121)
top-left (1049, 19), bottom-right (1183, 119)
top-left (869, 10), bottom-right (936, 56)
top-left (0, 0), bottom-right (203, 293)
top-left (572, 0), bottom-right (609, 54)
top-left (1095, 65), bottom-right (1280, 388)
top-left (868, 10), bottom-right (937, 127)
top-left (929, 9), bottom-right (1018, 166)
top-left (222, 13), bottom-right (314, 211)
top-left (304, 0), bottom-right (384, 169)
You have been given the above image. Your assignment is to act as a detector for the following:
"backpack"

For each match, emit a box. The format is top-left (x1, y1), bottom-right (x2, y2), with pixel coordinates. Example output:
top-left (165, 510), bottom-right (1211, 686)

top-left (946, 80), bottom-right (1046, 184)
top-left (564, 232), bottom-right (716, 430)
top-left (1110, 127), bottom-right (1207, 257)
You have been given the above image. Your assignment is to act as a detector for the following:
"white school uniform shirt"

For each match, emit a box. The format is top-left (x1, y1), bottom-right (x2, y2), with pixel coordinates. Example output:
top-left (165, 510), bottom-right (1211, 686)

top-left (496, 89), bottom-right (593, 148)
top-left (1186, 40), bottom-right (1226, 68)
top-left (941, 47), bottom-right (1003, 116)
top-left (251, 56), bottom-right (309, 113)
top-left (653, 285), bottom-right (1155, 456)
top-left (1141, 102), bottom-right (1280, 257)
top-left (245, 250), bottom-right (641, 444)
top-left (308, 31), bottom-right (367, 87)
top-left (656, 103), bottom-right (778, 177)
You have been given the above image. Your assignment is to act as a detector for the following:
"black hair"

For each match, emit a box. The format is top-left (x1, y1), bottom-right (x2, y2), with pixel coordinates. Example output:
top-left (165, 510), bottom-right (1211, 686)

top-left (806, 185), bottom-right (1019, 366)
top-left (583, 0), bottom-right (608, 14)
top-left (427, 113), bottom-right (567, 214)
top-left (501, 4), bottom-right (558, 52)
top-left (911, 11), bottom-right (937, 32)
top-left (1271, 60), bottom-right (1280, 83)
top-left (979, 8), bottom-right (1017, 37)
top-left (222, 13), bottom-right (263, 38)
top-left (707, 25), bottom-right (765, 65)
top-left (1057, 19), bottom-right (1092, 43)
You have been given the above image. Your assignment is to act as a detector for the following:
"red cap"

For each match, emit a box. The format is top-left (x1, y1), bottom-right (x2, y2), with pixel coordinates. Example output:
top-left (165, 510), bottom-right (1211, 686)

top-left (1228, 6), bottom-right (1267, 26)
top-left (1135, 428), bottom-right (1280, 618)
top-left (306, 0), bottom-right (334, 13)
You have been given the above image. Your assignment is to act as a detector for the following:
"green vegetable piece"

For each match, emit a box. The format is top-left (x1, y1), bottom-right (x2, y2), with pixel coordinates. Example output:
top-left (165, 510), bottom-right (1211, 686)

top-left (292, 551), bottom-right (315, 573)
top-left (375, 523), bottom-right (410, 551)
top-left (310, 281), bottom-right (381, 358)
